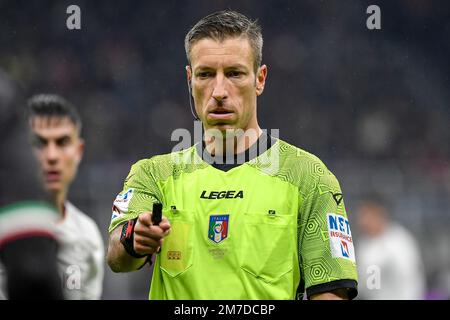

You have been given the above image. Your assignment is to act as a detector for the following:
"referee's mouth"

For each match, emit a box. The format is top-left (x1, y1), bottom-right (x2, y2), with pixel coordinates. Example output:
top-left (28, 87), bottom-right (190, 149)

top-left (208, 108), bottom-right (234, 121)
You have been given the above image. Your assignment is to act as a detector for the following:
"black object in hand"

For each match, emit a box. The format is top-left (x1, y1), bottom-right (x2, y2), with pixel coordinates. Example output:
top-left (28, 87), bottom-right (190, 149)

top-left (152, 203), bottom-right (162, 225)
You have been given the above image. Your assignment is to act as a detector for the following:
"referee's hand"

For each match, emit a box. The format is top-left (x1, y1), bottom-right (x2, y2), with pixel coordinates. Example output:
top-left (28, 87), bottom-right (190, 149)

top-left (133, 212), bottom-right (171, 255)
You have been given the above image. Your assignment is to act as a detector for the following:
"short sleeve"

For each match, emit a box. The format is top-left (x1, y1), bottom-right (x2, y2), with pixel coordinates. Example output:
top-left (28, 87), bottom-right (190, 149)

top-left (108, 159), bottom-right (162, 233)
top-left (298, 168), bottom-right (358, 299)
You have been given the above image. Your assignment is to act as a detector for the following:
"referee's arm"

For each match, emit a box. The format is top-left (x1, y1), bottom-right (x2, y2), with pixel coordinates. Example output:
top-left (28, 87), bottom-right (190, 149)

top-left (107, 212), bottom-right (170, 272)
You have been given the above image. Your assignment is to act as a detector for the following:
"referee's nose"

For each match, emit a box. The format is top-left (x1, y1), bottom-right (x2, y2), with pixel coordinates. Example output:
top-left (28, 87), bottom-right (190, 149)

top-left (212, 73), bottom-right (228, 103)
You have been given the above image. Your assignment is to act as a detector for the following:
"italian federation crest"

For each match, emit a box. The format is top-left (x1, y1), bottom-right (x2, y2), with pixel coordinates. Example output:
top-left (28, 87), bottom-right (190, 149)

top-left (208, 215), bottom-right (229, 243)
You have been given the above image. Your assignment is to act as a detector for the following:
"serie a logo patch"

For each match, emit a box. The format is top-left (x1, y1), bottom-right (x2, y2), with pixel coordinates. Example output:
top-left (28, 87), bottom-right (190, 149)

top-left (208, 215), bottom-right (229, 243)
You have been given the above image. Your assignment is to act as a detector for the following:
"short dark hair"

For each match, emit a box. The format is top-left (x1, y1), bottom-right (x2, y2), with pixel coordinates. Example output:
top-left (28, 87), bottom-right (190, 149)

top-left (27, 94), bottom-right (82, 133)
top-left (185, 10), bottom-right (263, 72)
top-left (358, 192), bottom-right (391, 218)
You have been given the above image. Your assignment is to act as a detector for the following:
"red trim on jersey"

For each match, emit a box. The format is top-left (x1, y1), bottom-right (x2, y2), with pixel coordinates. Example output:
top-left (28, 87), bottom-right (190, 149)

top-left (0, 230), bottom-right (56, 249)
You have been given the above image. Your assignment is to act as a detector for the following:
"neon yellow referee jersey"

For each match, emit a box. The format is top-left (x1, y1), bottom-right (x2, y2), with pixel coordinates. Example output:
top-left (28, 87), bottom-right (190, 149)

top-left (109, 134), bottom-right (358, 299)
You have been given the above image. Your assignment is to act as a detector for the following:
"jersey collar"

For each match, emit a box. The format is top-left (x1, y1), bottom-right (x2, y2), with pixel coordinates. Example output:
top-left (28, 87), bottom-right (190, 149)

top-left (195, 131), bottom-right (277, 172)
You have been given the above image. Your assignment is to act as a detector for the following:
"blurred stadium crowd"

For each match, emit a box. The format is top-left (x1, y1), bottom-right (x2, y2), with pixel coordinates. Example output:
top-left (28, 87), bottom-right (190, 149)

top-left (0, 0), bottom-right (449, 299)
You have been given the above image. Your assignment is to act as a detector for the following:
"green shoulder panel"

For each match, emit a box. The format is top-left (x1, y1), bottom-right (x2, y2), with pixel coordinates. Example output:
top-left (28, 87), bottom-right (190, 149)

top-left (108, 146), bottom-right (207, 232)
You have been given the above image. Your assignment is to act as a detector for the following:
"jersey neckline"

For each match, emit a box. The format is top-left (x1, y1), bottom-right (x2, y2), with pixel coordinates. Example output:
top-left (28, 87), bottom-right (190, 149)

top-left (194, 131), bottom-right (277, 172)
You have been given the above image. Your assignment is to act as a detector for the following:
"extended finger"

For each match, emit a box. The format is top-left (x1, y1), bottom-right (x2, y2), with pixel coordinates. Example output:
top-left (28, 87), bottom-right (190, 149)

top-left (138, 212), bottom-right (153, 227)
top-left (158, 217), bottom-right (171, 231)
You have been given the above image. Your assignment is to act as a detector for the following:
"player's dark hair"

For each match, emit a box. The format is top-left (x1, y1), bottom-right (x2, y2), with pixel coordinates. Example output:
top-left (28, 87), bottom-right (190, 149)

top-left (185, 10), bottom-right (263, 73)
top-left (358, 192), bottom-right (391, 218)
top-left (26, 94), bottom-right (82, 134)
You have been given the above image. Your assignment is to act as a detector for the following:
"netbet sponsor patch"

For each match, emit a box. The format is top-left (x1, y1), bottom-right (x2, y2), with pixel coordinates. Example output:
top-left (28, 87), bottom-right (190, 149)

top-left (326, 213), bottom-right (355, 262)
top-left (111, 188), bottom-right (134, 221)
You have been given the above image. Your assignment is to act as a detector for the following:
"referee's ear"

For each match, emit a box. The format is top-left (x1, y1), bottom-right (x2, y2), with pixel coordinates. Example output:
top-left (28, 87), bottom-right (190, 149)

top-left (186, 65), bottom-right (192, 86)
top-left (255, 64), bottom-right (267, 96)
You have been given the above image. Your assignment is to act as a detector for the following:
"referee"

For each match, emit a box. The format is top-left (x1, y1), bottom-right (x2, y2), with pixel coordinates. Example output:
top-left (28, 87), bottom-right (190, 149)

top-left (107, 10), bottom-right (358, 300)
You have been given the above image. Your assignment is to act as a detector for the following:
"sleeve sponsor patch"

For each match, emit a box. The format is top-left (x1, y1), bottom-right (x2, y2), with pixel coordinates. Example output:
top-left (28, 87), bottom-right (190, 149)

top-left (111, 188), bottom-right (134, 221)
top-left (326, 213), bottom-right (356, 262)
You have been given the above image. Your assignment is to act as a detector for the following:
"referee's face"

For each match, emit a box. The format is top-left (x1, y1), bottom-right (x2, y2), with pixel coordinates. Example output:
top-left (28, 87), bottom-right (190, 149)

top-left (187, 36), bottom-right (267, 133)
top-left (30, 116), bottom-right (84, 197)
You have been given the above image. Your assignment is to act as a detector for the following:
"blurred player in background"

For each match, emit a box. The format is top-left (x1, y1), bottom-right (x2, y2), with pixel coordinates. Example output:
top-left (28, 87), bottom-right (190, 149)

top-left (1, 94), bottom-right (105, 299)
top-left (106, 10), bottom-right (358, 300)
top-left (0, 71), bottom-right (63, 299)
top-left (26, 94), bottom-right (105, 299)
top-left (355, 196), bottom-right (426, 299)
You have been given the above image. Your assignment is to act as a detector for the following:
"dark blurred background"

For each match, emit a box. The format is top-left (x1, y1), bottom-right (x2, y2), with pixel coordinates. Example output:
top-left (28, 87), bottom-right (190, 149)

top-left (0, 0), bottom-right (449, 299)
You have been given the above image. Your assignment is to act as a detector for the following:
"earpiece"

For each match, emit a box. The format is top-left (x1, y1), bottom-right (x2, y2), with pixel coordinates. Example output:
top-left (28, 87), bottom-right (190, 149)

top-left (187, 78), bottom-right (199, 120)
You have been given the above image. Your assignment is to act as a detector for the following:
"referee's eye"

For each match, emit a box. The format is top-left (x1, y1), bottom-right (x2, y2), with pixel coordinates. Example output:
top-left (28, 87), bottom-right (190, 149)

top-left (197, 71), bottom-right (213, 79)
top-left (226, 70), bottom-right (244, 78)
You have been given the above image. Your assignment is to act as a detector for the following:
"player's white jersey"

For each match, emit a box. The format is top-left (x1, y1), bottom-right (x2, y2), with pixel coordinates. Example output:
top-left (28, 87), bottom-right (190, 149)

top-left (356, 223), bottom-right (425, 300)
top-left (0, 201), bottom-right (104, 300)
top-left (56, 201), bottom-right (104, 299)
